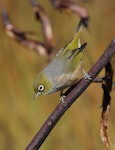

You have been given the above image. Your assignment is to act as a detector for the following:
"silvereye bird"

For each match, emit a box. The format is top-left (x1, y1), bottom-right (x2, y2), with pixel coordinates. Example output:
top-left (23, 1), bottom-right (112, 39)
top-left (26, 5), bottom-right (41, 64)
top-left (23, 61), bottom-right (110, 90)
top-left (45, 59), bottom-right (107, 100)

top-left (33, 20), bottom-right (87, 99)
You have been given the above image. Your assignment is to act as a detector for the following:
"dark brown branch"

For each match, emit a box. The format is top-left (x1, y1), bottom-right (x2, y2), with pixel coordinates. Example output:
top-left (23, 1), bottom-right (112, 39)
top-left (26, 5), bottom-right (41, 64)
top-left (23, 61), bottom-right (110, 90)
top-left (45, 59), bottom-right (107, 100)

top-left (26, 38), bottom-right (115, 150)
top-left (100, 62), bottom-right (113, 150)
top-left (51, 0), bottom-right (89, 27)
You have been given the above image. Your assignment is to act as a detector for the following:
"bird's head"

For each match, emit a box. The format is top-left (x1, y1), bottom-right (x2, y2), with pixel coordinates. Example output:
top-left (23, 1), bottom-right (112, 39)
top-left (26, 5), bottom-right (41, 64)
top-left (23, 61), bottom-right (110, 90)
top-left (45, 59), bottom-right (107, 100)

top-left (33, 72), bottom-right (52, 99)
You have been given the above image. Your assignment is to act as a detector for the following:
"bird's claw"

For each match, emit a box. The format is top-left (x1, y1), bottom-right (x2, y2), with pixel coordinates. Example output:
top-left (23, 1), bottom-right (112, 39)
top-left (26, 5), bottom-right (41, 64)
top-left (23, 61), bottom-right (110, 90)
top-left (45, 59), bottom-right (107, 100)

top-left (60, 95), bottom-right (66, 103)
top-left (82, 69), bottom-right (92, 81)
top-left (60, 90), bottom-right (66, 103)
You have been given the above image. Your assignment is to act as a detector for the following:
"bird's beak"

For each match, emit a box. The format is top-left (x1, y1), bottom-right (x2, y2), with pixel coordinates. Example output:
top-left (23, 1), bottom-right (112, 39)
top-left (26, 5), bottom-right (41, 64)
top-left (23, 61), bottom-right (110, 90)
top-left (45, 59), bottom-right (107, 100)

top-left (34, 92), bottom-right (41, 100)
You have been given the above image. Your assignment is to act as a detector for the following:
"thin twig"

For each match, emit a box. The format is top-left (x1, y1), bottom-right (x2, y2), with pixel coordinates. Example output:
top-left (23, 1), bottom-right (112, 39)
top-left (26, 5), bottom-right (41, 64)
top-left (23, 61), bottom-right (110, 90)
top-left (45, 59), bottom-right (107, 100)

top-left (26, 38), bottom-right (115, 150)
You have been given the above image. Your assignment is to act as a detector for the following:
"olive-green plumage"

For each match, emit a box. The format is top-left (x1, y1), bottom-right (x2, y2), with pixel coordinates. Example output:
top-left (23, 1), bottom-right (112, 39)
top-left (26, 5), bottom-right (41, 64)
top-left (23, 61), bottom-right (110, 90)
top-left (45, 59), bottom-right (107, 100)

top-left (33, 20), bottom-right (87, 98)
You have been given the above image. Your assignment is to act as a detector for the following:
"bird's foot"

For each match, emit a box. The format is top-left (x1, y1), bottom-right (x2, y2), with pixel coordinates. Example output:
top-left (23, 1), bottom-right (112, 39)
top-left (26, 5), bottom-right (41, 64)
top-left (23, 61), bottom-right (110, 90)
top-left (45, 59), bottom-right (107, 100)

top-left (60, 90), bottom-right (66, 103)
top-left (82, 69), bottom-right (92, 80)
top-left (60, 95), bottom-right (66, 103)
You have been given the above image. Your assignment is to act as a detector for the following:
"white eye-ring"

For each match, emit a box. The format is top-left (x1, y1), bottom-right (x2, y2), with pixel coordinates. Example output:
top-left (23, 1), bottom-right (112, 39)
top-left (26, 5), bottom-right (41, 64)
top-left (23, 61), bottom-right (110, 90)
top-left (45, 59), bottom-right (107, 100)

top-left (38, 84), bottom-right (44, 92)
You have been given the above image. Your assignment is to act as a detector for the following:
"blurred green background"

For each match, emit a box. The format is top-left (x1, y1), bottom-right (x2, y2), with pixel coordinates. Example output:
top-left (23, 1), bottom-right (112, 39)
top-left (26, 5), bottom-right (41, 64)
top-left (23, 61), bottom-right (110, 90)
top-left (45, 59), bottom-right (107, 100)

top-left (0, 0), bottom-right (115, 150)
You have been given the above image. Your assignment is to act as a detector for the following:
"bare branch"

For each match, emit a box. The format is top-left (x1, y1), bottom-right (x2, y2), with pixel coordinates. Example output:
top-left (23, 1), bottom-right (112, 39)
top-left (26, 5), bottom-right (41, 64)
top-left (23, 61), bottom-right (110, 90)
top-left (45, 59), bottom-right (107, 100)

top-left (100, 62), bottom-right (113, 150)
top-left (1, 0), bottom-right (89, 57)
top-left (0, 2), bottom-right (54, 57)
top-left (29, 0), bottom-right (54, 54)
top-left (100, 85), bottom-right (111, 150)
top-left (26, 38), bottom-right (115, 150)
top-left (51, 0), bottom-right (89, 27)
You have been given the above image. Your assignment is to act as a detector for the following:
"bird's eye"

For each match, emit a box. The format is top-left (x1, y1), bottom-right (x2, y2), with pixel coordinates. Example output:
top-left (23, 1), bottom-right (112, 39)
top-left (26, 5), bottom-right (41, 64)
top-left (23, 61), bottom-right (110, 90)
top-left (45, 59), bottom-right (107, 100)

top-left (38, 84), bottom-right (44, 92)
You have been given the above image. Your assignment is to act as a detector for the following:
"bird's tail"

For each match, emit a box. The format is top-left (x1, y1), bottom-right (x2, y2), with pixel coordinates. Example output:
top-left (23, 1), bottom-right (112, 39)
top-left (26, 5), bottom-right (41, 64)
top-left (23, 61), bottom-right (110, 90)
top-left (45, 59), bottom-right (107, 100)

top-left (66, 19), bottom-right (84, 51)
top-left (72, 19), bottom-right (84, 48)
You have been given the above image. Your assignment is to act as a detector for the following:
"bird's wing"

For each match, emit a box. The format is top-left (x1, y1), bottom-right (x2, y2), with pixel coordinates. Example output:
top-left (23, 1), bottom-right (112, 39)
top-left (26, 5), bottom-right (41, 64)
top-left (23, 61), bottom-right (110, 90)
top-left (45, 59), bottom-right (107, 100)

top-left (57, 42), bottom-right (87, 70)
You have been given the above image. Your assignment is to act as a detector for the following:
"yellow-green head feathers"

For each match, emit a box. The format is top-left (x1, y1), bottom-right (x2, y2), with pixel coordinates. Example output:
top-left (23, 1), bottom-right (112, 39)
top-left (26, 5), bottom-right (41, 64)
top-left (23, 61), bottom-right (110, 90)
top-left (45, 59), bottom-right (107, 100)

top-left (33, 72), bottom-right (53, 98)
top-left (33, 20), bottom-right (87, 98)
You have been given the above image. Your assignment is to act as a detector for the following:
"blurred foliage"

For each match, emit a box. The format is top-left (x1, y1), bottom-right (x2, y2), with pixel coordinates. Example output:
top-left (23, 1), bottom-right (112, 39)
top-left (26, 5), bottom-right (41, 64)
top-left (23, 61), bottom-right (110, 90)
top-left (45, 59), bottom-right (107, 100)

top-left (0, 0), bottom-right (115, 150)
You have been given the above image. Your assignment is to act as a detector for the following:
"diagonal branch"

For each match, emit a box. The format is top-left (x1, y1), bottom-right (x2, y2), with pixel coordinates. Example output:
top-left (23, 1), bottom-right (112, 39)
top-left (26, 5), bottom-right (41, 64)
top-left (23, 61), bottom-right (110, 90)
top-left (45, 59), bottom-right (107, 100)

top-left (26, 38), bottom-right (115, 150)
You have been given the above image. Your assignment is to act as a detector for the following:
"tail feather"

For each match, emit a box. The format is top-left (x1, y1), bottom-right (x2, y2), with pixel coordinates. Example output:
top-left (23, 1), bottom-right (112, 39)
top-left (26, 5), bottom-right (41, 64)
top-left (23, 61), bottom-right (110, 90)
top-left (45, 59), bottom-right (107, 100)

top-left (76, 19), bottom-right (84, 33)
top-left (66, 19), bottom-right (84, 51)
top-left (56, 19), bottom-right (85, 58)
